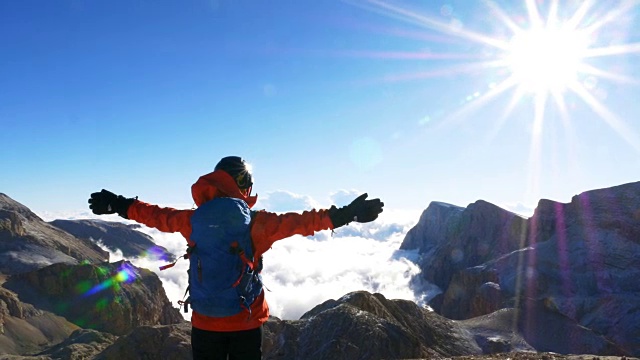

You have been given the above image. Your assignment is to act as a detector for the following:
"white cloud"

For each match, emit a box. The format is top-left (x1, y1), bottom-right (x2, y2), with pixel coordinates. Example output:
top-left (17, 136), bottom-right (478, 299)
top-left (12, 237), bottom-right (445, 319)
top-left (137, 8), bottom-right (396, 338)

top-left (261, 231), bottom-right (426, 320)
top-left (255, 190), bottom-right (320, 212)
top-left (250, 189), bottom-right (385, 214)
top-left (39, 196), bottom-right (435, 321)
top-left (107, 227), bottom-right (193, 319)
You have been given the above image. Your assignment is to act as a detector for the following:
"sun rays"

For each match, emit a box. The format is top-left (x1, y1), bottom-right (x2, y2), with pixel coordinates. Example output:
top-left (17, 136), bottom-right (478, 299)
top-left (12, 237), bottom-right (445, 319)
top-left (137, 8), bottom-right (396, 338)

top-left (352, 0), bottom-right (639, 117)
top-left (347, 0), bottom-right (640, 199)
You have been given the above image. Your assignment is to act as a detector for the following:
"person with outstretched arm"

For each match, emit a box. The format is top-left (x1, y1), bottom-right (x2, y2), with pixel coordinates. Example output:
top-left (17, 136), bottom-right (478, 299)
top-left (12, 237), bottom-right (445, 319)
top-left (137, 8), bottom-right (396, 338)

top-left (88, 156), bottom-right (384, 360)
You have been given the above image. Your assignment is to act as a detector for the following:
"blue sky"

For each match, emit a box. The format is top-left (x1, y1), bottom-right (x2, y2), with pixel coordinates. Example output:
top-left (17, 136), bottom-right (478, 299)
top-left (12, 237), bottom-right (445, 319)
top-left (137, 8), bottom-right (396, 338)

top-left (2, 0), bottom-right (640, 216)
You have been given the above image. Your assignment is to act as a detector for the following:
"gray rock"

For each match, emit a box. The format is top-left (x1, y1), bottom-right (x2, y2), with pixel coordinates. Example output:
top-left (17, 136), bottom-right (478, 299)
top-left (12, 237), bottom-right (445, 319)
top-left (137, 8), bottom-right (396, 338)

top-left (263, 290), bottom-right (482, 360)
top-left (401, 200), bottom-right (528, 292)
top-left (36, 329), bottom-right (117, 359)
top-left (96, 322), bottom-right (191, 360)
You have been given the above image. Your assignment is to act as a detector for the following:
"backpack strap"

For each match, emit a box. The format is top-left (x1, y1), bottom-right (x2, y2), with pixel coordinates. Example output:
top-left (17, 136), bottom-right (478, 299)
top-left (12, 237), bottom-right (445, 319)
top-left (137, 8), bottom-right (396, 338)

top-left (229, 241), bottom-right (255, 270)
top-left (160, 246), bottom-right (195, 313)
top-left (159, 246), bottom-right (194, 271)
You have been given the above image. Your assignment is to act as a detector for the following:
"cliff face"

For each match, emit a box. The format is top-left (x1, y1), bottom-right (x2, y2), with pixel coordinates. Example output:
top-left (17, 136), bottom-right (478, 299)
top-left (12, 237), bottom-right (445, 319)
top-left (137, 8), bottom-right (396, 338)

top-left (401, 181), bottom-right (640, 356)
top-left (400, 200), bottom-right (528, 292)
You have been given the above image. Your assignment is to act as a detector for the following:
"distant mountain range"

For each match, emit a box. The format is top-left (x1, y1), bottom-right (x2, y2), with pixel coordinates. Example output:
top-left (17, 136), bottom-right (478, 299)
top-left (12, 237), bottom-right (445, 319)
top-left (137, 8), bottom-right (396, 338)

top-left (49, 219), bottom-right (175, 262)
top-left (0, 182), bottom-right (638, 359)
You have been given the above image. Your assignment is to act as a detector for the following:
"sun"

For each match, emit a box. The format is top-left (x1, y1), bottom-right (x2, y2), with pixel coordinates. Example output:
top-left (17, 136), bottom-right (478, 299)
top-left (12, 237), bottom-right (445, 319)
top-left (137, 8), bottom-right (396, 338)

top-left (346, 0), bottom-right (640, 204)
top-left (504, 25), bottom-right (590, 95)
top-left (352, 0), bottom-right (640, 148)
top-left (348, 0), bottom-right (640, 136)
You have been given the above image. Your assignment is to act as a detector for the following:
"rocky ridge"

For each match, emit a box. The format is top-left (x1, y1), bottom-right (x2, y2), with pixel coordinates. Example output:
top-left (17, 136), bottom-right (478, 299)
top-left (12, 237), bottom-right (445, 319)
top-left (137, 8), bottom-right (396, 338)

top-left (0, 194), bottom-right (108, 275)
top-left (401, 181), bottom-right (640, 356)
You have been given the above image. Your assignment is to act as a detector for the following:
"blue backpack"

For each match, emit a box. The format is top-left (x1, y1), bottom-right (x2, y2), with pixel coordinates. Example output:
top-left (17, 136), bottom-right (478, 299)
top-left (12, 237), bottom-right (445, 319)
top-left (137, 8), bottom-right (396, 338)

top-left (185, 197), bottom-right (264, 317)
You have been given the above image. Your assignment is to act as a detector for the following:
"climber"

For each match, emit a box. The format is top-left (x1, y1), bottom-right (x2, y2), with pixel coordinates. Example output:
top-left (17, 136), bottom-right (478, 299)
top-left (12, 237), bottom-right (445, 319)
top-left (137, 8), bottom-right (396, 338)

top-left (88, 156), bottom-right (384, 360)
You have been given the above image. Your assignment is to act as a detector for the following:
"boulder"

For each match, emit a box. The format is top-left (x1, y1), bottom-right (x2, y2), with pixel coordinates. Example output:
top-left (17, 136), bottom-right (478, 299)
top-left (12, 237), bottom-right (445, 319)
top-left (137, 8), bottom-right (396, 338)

top-left (36, 329), bottom-right (117, 359)
top-left (95, 322), bottom-right (191, 360)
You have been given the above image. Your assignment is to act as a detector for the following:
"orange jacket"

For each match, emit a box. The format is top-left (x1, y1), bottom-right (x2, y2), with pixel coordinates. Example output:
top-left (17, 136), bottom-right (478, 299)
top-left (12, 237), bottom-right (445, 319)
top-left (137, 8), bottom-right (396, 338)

top-left (126, 170), bottom-right (335, 331)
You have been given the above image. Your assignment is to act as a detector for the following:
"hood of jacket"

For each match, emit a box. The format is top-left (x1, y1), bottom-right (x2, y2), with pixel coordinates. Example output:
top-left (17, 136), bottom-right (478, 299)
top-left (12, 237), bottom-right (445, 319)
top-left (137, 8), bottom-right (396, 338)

top-left (191, 170), bottom-right (258, 208)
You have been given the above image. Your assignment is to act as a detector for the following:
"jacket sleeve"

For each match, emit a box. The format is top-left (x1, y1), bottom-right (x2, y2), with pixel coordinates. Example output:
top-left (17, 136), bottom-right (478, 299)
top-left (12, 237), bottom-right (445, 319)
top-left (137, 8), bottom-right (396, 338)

top-left (127, 200), bottom-right (194, 241)
top-left (250, 209), bottom-right (334, 256)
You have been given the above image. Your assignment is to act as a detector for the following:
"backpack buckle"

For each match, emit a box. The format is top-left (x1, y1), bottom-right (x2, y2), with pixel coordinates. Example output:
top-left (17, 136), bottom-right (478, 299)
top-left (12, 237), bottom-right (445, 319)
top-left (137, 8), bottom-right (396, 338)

top-left (178, 296), bottom-right (191, 313)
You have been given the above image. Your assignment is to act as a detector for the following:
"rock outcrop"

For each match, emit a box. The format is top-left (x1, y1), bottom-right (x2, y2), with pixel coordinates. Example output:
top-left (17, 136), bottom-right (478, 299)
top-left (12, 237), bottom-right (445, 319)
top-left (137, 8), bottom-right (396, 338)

top-left (401, 181), bottom-right (640, 356)
top-left (50, 219), bottom-right (175, 261)
top-left (263, 290), bottom-right (483, 360)
top-left (36, 329), bottom-right (118, 359)
top-left (95, 322), bottom-right (191, 360)
top-left (3, 261), bottom-right (184, 336)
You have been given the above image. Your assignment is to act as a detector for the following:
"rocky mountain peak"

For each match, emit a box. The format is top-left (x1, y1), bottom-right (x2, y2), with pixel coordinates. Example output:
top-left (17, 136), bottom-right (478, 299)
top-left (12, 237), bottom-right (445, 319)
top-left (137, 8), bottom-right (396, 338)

top-left (0, 193), bottom-right (40, 222)
top-left (265, 290), bottom-right (483, 360)
top-left (400, 201), bottom-right (464, 253)
top-left (0, 194), bottom-right (109, 275)
top-left (402, 181), bottom-right (640, 356)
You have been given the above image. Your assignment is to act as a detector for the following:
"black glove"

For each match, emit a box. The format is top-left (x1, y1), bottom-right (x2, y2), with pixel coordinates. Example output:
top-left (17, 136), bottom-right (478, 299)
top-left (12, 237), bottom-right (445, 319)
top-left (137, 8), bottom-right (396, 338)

top-left (328, 193), bottom-right (384, 229)
top-left (88, 189), bottom-right (135, 219)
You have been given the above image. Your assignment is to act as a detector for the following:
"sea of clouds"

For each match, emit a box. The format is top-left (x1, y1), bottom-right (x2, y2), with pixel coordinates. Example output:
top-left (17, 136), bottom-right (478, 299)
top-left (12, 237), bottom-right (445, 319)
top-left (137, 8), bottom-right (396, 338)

top-left (39, 190), bottom-right (444, 320)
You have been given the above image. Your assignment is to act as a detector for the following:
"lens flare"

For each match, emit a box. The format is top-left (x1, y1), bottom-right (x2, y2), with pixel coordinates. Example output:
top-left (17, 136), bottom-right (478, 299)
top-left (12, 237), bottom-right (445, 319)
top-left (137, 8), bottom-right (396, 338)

top-left (142, 245), bottom-right (171, 261)
top-left (83, 262), bottom-right (138, 297)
